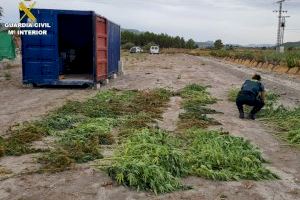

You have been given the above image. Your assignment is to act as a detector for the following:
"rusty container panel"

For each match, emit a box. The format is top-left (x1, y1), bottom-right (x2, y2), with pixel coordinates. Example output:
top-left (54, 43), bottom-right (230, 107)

top-left (96, 16), bottom-right (108, 81)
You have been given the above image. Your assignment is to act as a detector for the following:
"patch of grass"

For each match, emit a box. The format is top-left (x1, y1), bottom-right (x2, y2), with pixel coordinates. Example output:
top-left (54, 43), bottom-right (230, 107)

top-left (0, 141), bottom-right (4, 157)
top-left (287, 129), bottom-right (300, 144)
top-left (106, 129), bottom-right (188, 194)
top-left (0, 165), bottom-right (12, 175)
top-left (186, 49), bottom-right (212, 57)
top-left (4, 63), bottom-right (19, 69)
top-left (210, 50), bottom-right (231, 58)
top-left (185, 129), bottom-right (278, 181)
top-left (4, 71), bottom-right (11, 80)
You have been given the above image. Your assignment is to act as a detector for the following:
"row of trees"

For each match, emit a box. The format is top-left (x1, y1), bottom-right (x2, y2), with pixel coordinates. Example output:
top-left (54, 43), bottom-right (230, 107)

top-left (121, 31), bottom-right (198, 49)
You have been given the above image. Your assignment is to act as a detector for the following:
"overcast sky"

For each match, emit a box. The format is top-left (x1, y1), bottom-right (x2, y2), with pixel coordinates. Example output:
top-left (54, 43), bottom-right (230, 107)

top-left (1, 0), bottom-right (299, 45)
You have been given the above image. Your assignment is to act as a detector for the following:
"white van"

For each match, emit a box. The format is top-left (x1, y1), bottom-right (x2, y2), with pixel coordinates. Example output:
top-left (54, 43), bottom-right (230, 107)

top-left (150, 46), bottom-right (160, 54)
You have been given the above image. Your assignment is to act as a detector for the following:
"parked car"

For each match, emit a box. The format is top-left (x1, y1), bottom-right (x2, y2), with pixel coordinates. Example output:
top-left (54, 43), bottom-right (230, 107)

top-left (150, 46), bottom-right (160, 54)
top-left (130, 46), bottom-right (143, 53)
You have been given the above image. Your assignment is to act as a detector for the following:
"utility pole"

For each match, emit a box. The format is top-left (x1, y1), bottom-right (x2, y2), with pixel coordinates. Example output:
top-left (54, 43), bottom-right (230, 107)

top-left (280, 16), bottom-right (290, 46)
top-left (273, 0), bottom-right (288, 53)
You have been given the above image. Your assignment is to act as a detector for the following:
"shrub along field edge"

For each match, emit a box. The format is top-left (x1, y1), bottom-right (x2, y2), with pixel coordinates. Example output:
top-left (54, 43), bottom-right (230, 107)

top-left (185, 49), bottom-right (300, 75)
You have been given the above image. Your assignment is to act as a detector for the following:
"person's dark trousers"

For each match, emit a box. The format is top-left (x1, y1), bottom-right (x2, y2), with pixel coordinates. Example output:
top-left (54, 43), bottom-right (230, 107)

top-left (236, 91), bottom-right (265, 118)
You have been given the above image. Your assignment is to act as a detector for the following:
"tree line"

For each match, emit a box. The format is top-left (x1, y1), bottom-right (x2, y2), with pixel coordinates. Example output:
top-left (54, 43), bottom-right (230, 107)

top-left (121, 31), bottom-right (198, 49)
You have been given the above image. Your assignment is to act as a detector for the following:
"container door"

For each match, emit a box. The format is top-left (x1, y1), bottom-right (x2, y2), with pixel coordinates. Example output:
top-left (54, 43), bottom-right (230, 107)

top-left (95, 16), bottom-right (108, 81)
top-left (21, 9), bottom-right (59, 84)
top-left (108, 21), bottom-right (121, 77)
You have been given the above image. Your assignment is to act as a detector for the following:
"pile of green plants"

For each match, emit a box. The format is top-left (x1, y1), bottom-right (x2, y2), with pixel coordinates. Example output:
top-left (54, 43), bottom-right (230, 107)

top-left (185, 129), bottom-right (278, 180)
top-left (0, 122), bottom-right (49, 156)
top-left (39, 89), bottom-right (172, 172)
top-left (55, 90), bottom-right (138, 118)
top-left (42, 113), bottom-right (87, 132)
top-left (106, 129), bottom-right (188, 194)
top-left (180, 84), bottom-right (217, 106)
top-left (56, 88), bottom-right (172, 119)
top-left (101, 84), bottom-right (278, 194)
top-left (1, 88), bottom-right (173, 173)
top-left (1, 84), bottom-right (281, 193)
top-left (37, 148), bottom-right (74, 173)
top-left (175, 84), bottom-right (277, 181)
top-left (177, 84), bottom-right (219, 130)
top-left (104, 127), bottom-right (278, 194)
top-left (261, 107), bottom-right (300, 145)
top-left (37, 116), bottom-right (117, 172)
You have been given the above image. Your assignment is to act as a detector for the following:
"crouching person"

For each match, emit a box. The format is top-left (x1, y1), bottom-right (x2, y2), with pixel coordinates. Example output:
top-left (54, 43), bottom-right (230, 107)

top-left (236, 74), bottom-right (265, 120)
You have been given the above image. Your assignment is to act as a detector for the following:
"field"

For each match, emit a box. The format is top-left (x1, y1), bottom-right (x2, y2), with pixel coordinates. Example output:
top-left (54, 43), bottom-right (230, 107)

top-left (188, 48), bottom-right (300, 68)
top-left (0, 52), bottom-right (300, 199)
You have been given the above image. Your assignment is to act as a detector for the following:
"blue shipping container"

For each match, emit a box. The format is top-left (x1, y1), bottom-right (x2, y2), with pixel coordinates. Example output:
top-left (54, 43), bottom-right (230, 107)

top-left (107, 20), bottom-right (121, 77)
top-left (20, 8), bottom-right (120, 86)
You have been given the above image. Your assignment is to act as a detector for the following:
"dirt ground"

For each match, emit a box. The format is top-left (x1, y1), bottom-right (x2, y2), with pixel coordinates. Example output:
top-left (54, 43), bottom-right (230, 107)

top-left (0, 61), bottom-right (97, 136)
top-left (0, 53), bottom-right (300, 200)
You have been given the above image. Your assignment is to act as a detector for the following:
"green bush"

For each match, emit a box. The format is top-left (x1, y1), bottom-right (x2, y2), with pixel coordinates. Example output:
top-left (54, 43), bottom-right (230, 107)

top-left (208, 49), bottom-right (300, 67)
top-left (210, 50), bottom-right (230, 58)
top-left (286, 54), bottom-right (298, 68)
